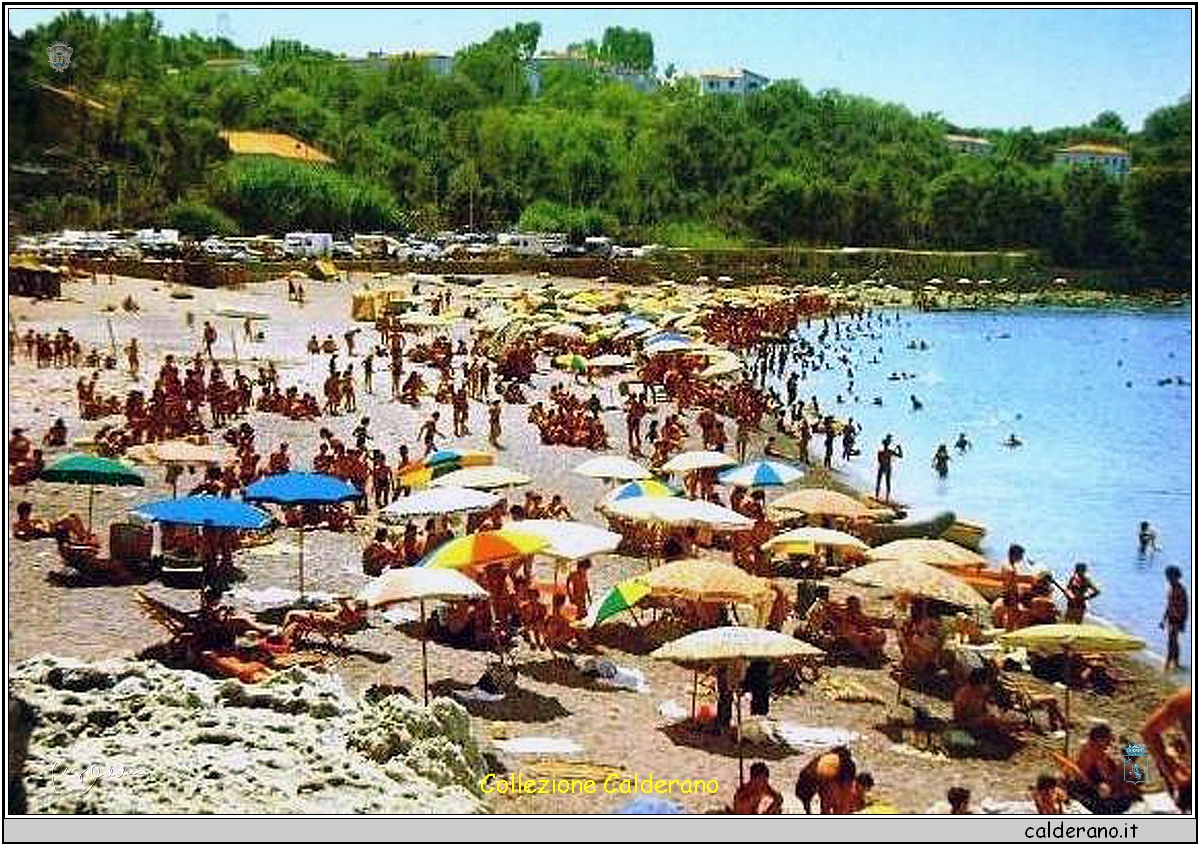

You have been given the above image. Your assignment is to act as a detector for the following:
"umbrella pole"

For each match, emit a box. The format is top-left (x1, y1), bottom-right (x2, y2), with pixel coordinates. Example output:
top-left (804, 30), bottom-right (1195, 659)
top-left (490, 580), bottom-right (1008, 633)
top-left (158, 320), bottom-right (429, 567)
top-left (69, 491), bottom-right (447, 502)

top-left (86, 485), bottom-right (95, 533)
top-left (736, 685), bottom-right (745, 786)
top-left (421, 599), bottom-right (430, 706)
top-left (298, 526), bottom-right (306, 599)
top-left (1063, 647), bottom-right (1071, 756)
top-left (691, 669), bottom-right (698, 721)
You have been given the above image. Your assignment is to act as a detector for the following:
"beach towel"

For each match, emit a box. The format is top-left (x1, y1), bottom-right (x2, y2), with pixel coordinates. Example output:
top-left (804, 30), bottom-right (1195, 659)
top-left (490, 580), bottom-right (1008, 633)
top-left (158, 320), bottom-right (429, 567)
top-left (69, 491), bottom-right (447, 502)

top-left (770, 722), bottom-right (861, 750)
top-left (230, 587), bottom-right (336, 611)
top-left (494, 737), bottom-right (583, 756)
top-left (450, 687), bottom-right (507, 705)
top-left (380, 605), bottom-right (421, 625)
top-left (657, 700), bottom-right (689, 721)
top-left (578, 657), bottom-right (649, 693)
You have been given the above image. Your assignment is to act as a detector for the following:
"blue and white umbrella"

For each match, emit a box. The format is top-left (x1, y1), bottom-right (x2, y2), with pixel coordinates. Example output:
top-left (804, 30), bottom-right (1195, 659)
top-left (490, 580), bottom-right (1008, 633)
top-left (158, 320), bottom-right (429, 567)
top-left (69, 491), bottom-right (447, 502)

top-left (719, 459), bottom-right (804, 489)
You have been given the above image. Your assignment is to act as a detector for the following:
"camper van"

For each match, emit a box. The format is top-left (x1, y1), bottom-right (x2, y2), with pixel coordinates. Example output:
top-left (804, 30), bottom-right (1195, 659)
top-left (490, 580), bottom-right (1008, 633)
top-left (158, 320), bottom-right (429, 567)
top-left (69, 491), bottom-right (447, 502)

top-left (497, 233), bottom-right (546, 257)
top-left (283, 232), bottom-right (333, 258)
top-left (353, 233), bottom-right (404, 259)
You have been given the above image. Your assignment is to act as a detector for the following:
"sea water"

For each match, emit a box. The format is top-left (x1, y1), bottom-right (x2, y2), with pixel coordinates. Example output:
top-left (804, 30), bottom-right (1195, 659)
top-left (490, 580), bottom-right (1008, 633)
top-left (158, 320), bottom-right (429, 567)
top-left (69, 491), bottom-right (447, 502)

top-left (758, 307), bottom-right (1193, 666)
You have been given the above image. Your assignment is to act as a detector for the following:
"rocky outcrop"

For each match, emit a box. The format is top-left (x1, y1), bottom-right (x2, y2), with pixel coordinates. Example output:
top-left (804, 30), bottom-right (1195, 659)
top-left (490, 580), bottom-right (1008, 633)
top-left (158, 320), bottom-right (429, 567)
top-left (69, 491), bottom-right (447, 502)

top-left (9, 655), bottom-right (488, 814)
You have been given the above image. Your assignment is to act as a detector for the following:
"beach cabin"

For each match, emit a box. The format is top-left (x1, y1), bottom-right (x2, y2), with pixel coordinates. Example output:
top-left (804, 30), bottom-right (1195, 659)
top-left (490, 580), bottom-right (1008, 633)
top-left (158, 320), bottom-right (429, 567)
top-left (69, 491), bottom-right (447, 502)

top-left (497, 233), bottom-right (546, 257)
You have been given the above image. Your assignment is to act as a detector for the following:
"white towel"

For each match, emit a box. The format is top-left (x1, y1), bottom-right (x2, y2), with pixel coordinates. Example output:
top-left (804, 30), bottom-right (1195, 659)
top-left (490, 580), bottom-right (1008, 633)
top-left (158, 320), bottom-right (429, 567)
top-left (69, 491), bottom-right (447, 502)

top-left (494, 737), bottom-right (583, 755)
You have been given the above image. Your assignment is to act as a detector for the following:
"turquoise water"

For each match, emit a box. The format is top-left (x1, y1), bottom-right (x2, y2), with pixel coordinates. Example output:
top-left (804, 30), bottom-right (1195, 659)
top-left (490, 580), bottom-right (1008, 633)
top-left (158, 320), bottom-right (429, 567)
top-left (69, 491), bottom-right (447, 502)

top-left (756, 307), bottom-right (1193, 666)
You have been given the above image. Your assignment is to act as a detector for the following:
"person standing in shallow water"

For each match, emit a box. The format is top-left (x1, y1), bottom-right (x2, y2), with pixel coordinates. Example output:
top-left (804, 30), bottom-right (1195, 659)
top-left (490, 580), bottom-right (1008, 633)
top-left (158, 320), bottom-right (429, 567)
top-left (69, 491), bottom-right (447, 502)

top-left (1139, 521), bottom-right (1161, 556)
top-left (874, 434), bottom-right (902, 501)
top-left (931, 444), bottom-right (950, 479)
top-left (1162, 566), bottom-right (1188, 672)
top-left (1060, 562), bottom-right (1100, 624)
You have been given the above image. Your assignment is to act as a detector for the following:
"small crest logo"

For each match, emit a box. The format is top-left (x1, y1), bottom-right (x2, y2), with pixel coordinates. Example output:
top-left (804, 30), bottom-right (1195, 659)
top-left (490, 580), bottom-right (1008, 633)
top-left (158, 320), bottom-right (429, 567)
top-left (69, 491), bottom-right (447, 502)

top-left (46, 41), bottom-right (73, 73)
top-left (1122, 742), bottom-right (1148, 784)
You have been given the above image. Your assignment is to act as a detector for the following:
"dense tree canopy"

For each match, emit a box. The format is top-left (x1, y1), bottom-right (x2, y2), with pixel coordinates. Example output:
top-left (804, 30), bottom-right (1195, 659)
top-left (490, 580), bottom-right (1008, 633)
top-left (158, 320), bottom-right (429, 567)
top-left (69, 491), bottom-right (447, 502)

top-left (8, 12), bottom-right (1191, 277)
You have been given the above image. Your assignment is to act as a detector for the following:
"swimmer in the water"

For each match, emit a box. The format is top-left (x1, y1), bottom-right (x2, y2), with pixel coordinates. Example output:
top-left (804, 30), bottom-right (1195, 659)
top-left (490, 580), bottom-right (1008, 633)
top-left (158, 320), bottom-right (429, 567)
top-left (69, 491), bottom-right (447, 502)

top-left (910, 394), bottom-right (923, 411)
top-left (1003, 433), bottom-right (1022, 448)
top-left (954, 432), bottom-right (971, 453)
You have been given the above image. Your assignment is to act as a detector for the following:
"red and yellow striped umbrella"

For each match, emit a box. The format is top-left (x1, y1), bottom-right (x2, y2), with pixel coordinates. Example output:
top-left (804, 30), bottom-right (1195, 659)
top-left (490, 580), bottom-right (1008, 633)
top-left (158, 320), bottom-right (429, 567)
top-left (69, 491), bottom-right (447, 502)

top-left (420, 530), bottom-right (549, 570)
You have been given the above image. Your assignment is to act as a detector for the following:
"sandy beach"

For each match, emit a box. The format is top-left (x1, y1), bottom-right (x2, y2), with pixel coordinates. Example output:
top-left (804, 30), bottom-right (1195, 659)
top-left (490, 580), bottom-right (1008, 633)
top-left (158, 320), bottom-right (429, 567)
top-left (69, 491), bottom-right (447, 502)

top-left (7, 271), bottom-right (1184, 814)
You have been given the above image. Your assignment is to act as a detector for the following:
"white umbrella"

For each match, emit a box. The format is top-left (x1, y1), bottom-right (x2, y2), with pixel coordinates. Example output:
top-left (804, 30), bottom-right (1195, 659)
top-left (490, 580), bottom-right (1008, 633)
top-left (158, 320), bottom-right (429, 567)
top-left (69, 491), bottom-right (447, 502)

top-left (431, 465), bottom-right (532, 490)
top-left (699, 357), bottom-right (742, 379)
top-left (661, 450), bottom-right (737, 474)
top-left (644, 338), bottom-right (696, 355)
top-left (507, 519), bottom-right (622, 562)
top-left (602, 496), bottom-right (752, 531)
top-left (381, 487), bottom-right (500, 522)
top-left (587, 353), bottom-right (633, 369)
top-left (573, 455), bottom-right (653, 482)
top-left (359, 567), bottom-right (488, 705)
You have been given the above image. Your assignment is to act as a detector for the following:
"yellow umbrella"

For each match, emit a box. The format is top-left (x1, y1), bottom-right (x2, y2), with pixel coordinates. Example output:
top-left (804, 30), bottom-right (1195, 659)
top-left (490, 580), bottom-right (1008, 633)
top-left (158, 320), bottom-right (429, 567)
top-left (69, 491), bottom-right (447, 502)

top-left (844, 559), bottom-right (989, 608)
top-left (421, 530), bottom-right (549, 570)
top-left (998, 624), bottom-right (1144, 754)
top-left (762, 526), bottom-right (869, 556)
top-left (865, 538), bottom-right (988, 568)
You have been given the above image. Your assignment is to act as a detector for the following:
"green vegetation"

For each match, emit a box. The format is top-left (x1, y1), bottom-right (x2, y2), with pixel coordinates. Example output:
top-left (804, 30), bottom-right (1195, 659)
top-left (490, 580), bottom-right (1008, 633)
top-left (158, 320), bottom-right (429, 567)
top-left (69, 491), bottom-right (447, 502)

top-left (164, 200), bottom-right (238, 237)
top-left (8, 11), bottom-right (1191, 280)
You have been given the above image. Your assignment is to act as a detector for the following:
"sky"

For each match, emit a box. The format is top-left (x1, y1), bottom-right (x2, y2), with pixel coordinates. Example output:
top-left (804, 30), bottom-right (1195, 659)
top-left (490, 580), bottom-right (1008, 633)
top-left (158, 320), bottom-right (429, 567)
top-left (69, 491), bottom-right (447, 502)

top-left (7, 6), bottom-right (1193, 130)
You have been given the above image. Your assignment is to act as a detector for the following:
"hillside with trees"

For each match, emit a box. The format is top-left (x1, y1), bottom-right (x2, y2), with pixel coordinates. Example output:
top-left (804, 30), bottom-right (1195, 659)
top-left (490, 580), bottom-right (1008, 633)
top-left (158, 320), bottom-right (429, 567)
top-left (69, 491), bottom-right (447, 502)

top-left (8, 11), bottom-right (1191, 278)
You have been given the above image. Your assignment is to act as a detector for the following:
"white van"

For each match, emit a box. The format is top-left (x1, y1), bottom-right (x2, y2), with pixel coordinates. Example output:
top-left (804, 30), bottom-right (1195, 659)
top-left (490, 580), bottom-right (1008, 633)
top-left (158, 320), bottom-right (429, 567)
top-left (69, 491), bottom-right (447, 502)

top-left (498, 233), bottom-right (546, 257)
top-left (283, 232), bottom-right (333, 257)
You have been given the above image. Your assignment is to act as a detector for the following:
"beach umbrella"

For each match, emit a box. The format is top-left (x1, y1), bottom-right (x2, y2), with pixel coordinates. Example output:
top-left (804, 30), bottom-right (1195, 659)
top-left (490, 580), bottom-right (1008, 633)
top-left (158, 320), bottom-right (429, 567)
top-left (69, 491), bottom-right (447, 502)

top-left (543, 323), bottom-right (586, 340)
top-left (637, 558), bottom-right (774, 606)
top-left (719, 459), bottom-right (803, 489)
top-left (843, 559), bottom-right (989, 609)
top-left (601, 496), bottom-right (753, 532)
top-left (586, 353), bottom-right (633, 369)
top-left (644, 338), bottom-right (696, 355)
top-left (661, 450), bottom-right (737, 474)
top-left (587, 578), bottom-right (653, 627)
top-left (554, 352), bottom-right (589, 373)
top-left (699, 357), bottom-right (742, 379)
top-left (425, 449), bottom-right (494, 468)
top-left (601, 479), bottom-right (681, 503)
top-left (768, 487), bottom-right (879, 521)
top-left (125, 441), bottom-right (233, 497)
top-left (420, 529), bottom-right (549, 570)
top-left (244, 472), bottom-right (362, 598)
top-left (133, 496), bottom-right (273, 530)
top-left (998, 624), bottom-right (1144, 754)
top-left (507, 519), bottom-right (621, 563)
top-left (573, 455), bottom-right (653, 482)
top-left (865, 538), bottom-right (988, 568)
top-left (430, 465), bottom-right (532, 490)
top-left (651, 626), bottom-right (825, 783)
top-left (359, 567), bottom-right (488, 705)
top-left (40, 454), bottom-right (145, 531)
top-left (761, 526), bottom-right (869, 556)
top-left (381, 487), bottom-right (499, 522)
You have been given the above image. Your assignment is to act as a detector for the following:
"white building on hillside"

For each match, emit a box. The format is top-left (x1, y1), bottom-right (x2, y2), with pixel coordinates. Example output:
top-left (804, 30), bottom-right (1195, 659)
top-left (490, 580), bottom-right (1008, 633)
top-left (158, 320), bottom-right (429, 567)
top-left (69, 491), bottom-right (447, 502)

top-left (698, 68), bottom-right (769, 96)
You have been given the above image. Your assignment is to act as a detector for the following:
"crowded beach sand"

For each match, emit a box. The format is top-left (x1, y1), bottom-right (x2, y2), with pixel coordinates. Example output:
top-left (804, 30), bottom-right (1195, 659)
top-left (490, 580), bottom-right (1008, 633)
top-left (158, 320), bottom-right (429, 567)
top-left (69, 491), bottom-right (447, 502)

top-left (7, 269), bottom-right (1189, 815)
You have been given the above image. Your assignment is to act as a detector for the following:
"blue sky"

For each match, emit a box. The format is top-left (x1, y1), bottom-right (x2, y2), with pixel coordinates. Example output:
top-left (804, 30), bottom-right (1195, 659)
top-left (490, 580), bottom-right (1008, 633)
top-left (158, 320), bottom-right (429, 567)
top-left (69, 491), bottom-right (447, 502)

top-left (7, 7), bottom-right (1192, 130)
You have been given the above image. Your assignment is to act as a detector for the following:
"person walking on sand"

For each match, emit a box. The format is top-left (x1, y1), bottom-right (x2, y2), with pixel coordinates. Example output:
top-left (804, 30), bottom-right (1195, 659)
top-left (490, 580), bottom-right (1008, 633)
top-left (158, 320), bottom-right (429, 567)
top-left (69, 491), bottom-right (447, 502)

top-left (488, 400), bottom-right (503, 449)
top-left (822, 415), bottom-right (836, 469)
top-left (362, 353), bottom-right (374, 395)
top-left (874, 434), bottom-right (902, 501)
top-left (1162, 566), bottom-right (1188, 672)
top-left (202, 321), bottom-right (217, 359)
top-left (419, 411), bottom-right (443, 457)
top-left (125, 338), bottom-right (140, 380)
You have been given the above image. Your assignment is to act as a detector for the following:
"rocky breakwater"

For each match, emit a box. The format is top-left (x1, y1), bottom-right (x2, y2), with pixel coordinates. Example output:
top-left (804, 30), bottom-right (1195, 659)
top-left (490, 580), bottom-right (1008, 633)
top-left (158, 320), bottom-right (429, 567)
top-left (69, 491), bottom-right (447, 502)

top-left (9, 656), bottom-right (489, 814)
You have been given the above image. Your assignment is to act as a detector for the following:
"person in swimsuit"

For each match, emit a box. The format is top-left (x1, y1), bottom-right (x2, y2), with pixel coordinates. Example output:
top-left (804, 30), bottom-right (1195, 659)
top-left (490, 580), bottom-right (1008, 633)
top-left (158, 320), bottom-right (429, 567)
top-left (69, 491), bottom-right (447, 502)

top-left (1162, 565), bottom-right (1188, 672)
top-left (874, 434), bottom-right (902, 501)
top-left (1060, 562), bottom-right (1100, 624)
